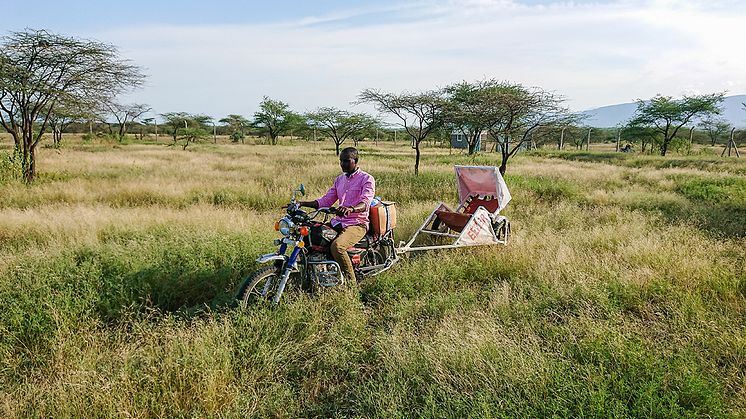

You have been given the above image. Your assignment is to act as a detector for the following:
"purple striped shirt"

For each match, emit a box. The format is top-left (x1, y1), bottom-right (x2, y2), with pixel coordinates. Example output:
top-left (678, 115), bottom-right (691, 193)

top-left (316, 169), bottom-right (376, 228)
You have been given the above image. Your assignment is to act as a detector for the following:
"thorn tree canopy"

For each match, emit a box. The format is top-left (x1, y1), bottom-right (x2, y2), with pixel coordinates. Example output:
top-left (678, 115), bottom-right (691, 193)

top-left (0, 29), bottom-right (145, 182)
top-left (358, 89), bottom-right (444, 175)
top-left (106, 102), bottom-right (151, 139)
top-left (252, 96), bottom-right (296, 145)
top-left (219, 114), bottom-right (251, 143)
top-left (306, 107), bottom-right (378, 155)
top-left (698, 116), bottom-right (732, 146)
top-left (627, 93), bottom-right (724, 156)
top-left (160, 112), bottom-right (212, 143)
top-left (442, 80), bottom-right (500, 155)
top-left (478, 82), bottom-right (573, 175)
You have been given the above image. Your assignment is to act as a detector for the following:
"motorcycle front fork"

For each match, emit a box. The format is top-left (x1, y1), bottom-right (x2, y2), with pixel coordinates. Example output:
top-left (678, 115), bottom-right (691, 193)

top-left (271, 246), bottom-right (302, 304)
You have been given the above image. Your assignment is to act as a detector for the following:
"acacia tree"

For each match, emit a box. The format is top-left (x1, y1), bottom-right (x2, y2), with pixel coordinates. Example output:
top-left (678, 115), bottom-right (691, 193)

top-left (353, 118), bottom-right (384, 147)
top-left (219, 114), bottom-right (250, 143)
top-left (178, 127), bottom-right (209, 150)
top-left (161, 112), bottom-right (191, 142)
top-left (106, 102), bottom-right (150, 140)
top-left (0, 29), bottom-right (145, 182)
top-left (160, 112), bottom-right (211, 147)
top-left (623, 124), bottom-right (659, 154)
top-left (627, 93), bottom-right (724, 156)
top-left (140, 117), bottom-right (155, 140)
top-left (47, 102), bottom-right (92, 148)
top-left (442, 80), bottom-right (498, 155)
top-left (358, 89), bottom-right (443, 175)
top-left (306, 107), bottom-right (378, 155)
top-left (478, 82), bottom-right (571, 174)
top-left (252, 96), bottom-right (295, 145)
top-left (698, 116), bottom-right (731, 147)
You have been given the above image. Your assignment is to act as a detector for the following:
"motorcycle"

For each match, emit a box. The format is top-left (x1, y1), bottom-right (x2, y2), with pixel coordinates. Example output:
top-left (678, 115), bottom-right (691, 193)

top-left (236, 184), bottom-right (397, 307)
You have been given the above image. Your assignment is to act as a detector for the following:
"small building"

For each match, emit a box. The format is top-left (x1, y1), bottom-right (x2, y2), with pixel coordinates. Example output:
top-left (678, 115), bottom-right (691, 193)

top-left (451, 131), bottom-right (483, 151)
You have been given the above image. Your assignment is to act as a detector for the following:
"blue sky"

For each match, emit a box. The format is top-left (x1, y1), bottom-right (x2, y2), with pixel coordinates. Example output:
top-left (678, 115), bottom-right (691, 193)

top-left (5, 0), bottom-right (746, 121)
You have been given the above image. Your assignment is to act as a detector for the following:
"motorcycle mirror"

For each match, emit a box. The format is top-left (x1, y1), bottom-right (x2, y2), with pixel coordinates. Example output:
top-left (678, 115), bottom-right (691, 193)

top-left (298, 184), bottom-right (305, 196)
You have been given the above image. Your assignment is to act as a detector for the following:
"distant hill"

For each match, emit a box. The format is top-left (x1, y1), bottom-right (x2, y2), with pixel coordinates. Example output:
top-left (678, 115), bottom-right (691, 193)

top-left (581, 94), bottom-right (746, 128)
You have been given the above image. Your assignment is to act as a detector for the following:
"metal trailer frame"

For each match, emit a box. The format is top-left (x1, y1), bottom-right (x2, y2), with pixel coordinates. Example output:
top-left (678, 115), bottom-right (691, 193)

top-left (395, 165), bottom-right (511, 254)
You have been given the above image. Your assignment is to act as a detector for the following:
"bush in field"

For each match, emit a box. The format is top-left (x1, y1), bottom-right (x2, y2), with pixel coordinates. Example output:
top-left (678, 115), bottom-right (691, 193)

top-left (0, 150), bottom-right (22, 182)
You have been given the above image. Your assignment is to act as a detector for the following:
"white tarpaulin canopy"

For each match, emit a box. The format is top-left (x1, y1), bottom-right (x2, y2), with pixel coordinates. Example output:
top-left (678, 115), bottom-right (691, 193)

top-left (454, 165), bottom-right (512, 212)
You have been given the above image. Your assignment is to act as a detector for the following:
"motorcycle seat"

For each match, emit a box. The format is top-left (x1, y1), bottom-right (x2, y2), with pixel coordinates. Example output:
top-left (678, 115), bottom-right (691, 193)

top-left (349, 235), bottom-right (373, 250)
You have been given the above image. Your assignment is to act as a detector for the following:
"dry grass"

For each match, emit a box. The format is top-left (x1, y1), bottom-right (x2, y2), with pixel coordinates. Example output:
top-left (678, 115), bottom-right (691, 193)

top-left (0, 136), bottom-right (744, 417)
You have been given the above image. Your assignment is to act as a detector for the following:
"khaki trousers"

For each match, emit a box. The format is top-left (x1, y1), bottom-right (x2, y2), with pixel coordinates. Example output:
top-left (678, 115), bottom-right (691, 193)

top-left (330, 224), bottom-right (367, 282)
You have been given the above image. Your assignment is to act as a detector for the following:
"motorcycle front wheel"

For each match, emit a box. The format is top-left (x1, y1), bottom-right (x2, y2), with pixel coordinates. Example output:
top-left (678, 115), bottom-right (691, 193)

top-left (236, 266), bottom-right (280, 308)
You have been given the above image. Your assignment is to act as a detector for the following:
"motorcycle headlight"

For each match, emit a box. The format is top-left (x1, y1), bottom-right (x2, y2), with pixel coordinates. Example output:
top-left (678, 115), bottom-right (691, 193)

top-left (278, 218), bottom-right (294, 236)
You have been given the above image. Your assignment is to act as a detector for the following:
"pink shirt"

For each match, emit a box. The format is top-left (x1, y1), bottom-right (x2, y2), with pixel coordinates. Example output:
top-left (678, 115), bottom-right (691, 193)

top-left (316, 169), bottom-right (376, 228)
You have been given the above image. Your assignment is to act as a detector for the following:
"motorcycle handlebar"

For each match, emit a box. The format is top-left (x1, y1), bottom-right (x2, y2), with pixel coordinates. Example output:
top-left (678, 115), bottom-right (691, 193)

top-left (307, 207), bottom-right (342, 219)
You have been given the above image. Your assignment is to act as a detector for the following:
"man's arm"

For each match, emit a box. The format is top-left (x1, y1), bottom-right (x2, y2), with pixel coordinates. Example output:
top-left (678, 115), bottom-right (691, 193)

top-left (307, 181), bottom-right (339, 209)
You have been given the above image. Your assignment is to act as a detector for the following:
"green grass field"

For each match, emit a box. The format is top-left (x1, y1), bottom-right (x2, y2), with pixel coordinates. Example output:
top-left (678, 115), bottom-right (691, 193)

top-left (1, 135), bottom-right (744, 417)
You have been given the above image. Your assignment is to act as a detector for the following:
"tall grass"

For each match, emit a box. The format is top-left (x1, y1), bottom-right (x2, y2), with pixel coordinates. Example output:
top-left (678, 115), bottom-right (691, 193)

top-left (1, 136), bottom-right (744, 417)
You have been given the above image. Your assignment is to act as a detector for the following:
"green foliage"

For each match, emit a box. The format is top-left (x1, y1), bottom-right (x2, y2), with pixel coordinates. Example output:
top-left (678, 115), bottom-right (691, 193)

top-left (252, 96), bottom-right (296, 145)
top-left (219, 114), bottom-right (250, 143)
top-left (306, 107), bottom-right (379, 155)
top-left (508, 174), bottom-right (581, 202)
top-left (627, 93), bottom-right (724, 156)
top-left (177, 127), bottom-right (209, 150)
top-left (675, 176), bottom-right (746, 206)
top-left (0, 150), bottom-right (21, 183)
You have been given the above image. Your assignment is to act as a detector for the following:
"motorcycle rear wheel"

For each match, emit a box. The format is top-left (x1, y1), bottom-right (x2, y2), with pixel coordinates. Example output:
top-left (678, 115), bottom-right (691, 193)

top-left (236, 266), bottom-right (279, 308)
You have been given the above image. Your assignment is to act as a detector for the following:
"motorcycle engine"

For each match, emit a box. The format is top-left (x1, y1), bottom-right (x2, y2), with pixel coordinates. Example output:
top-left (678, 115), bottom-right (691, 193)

top-left (307, 253), bottom-right (344, 287)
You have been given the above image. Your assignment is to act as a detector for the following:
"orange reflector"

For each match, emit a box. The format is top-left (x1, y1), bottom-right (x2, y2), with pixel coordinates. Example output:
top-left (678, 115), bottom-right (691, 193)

top-left (274, 221), bottom-right (280, 231)
top-left (297, 240), bottom-right (305, 248)
top-left (299, 226), bottom-right (309, 236)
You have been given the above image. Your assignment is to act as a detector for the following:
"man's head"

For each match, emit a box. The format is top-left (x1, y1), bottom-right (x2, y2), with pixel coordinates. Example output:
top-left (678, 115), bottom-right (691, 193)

top-left (339, 147), bottom-right (359, 175)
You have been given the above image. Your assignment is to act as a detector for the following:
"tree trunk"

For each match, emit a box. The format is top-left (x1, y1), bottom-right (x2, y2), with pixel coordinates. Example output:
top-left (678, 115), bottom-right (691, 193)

top-left (468, 138), bottom-right (477, 155)
top-left (499, 142), bottom-right (509, 175)
top-left (22, 142), bottom-right (36, 183)
top-left (660, 138), bottom-right (669, 156)
top-left (414, 142), bottom-right (421, 175)
top-left (11, 131), bottom-right (20, 152)
top-left (335, 140), bottom-right (341, 156)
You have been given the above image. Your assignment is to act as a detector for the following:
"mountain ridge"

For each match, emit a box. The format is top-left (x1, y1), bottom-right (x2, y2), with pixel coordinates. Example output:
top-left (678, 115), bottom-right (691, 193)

top-left (580, 95), bottom-right (746, 128)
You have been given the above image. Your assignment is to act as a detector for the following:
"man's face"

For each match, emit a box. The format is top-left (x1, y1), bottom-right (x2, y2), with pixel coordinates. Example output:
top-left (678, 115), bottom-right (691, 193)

top-left (339, 153), bottom-right (357, 174)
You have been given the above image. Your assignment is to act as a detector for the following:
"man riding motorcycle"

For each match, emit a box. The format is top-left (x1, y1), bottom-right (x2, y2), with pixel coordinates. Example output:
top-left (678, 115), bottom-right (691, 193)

top-left (298, 147), bottom-right (375, 283)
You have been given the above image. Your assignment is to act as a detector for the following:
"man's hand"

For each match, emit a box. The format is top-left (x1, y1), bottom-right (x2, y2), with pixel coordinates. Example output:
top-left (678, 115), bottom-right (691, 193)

top-left (337, 206), bottom-right (354, 216)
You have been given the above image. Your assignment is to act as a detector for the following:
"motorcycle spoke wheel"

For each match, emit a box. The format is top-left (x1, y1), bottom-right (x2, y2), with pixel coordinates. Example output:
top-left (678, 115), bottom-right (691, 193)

top-left (236, 266), bottom-right (279, 308)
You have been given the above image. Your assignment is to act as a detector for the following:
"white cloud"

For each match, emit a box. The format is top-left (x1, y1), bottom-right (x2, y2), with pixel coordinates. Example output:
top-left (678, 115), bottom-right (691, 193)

top-left (103, 0), bottom-right (746, 119)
